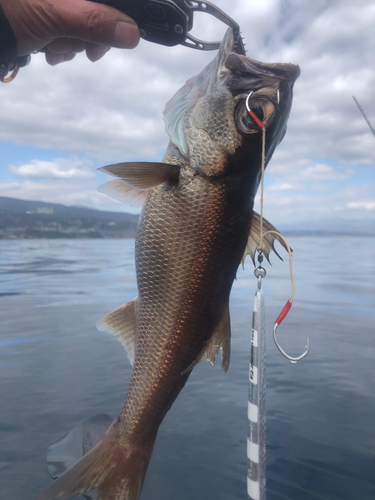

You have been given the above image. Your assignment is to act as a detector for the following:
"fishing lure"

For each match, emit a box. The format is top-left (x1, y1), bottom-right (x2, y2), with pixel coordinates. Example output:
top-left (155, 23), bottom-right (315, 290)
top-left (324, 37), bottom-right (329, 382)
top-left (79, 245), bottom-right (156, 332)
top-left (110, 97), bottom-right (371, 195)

top-left (248, 261), bottom-right (267, 500)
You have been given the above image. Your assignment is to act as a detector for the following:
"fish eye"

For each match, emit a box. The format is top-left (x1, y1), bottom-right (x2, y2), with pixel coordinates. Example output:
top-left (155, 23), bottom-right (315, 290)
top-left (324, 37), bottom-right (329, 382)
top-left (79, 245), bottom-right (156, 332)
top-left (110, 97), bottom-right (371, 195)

top-left (235, 98), bottom-right (275, 135)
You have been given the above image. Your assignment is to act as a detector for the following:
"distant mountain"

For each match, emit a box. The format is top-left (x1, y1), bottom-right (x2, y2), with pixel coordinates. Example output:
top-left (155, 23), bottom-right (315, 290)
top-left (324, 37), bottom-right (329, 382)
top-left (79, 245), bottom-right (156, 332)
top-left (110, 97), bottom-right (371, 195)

top-left (0, 196), bottom-right (139, 239)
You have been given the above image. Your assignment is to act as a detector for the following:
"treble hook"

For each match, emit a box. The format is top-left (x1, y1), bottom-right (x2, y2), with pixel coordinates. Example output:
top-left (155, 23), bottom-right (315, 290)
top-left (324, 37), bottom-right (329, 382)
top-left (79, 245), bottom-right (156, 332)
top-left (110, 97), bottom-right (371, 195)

top-left (273, 300), bottom-right (309, 363)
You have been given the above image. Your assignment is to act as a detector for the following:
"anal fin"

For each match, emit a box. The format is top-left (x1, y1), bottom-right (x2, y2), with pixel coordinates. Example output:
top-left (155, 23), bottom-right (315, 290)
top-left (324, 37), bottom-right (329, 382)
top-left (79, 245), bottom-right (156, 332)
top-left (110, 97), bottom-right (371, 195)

top-left (182, 305), bottom-right (231, 375)
top-left (204, 305), bottom-right (231, 373)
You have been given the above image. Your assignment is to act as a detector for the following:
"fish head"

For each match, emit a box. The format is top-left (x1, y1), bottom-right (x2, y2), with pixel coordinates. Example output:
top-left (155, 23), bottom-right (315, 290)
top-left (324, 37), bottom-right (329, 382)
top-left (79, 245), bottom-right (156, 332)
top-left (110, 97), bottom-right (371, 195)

top-left (163, 28), bottom-right (300, 195)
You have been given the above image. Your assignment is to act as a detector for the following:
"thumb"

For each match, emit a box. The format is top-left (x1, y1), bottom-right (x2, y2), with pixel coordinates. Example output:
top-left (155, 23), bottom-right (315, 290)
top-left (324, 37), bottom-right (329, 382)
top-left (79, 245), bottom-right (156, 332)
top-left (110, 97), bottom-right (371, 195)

top-left (59, 0), bottom-right (140, 49)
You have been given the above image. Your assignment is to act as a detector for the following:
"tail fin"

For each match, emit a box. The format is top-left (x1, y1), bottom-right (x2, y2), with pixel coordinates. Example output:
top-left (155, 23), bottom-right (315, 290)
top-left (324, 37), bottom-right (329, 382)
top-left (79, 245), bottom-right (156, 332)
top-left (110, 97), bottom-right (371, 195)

top-left (36, 425), bottom-right (152, 500)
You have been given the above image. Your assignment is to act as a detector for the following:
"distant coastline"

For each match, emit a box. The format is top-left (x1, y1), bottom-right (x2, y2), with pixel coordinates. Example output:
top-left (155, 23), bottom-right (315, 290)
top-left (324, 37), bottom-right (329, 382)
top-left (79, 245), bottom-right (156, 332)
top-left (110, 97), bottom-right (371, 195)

top-left (282, 230), bottom-right (375, 237)
top-left (0, 196), bottom-right (139, 240)
top-left (0, 196), bottom-right (374, 239)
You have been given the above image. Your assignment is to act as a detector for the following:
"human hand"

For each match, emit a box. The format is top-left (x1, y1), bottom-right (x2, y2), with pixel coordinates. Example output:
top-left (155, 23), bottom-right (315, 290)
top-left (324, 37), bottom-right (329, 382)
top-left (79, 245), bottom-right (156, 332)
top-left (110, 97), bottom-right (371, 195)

top-left (0, 0), bottom-right (139, 65)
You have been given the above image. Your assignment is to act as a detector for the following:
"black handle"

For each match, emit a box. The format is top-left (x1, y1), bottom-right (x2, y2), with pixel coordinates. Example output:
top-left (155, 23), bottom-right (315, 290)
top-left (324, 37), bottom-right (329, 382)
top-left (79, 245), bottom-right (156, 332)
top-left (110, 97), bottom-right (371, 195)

top-left (90, 0), bottom-right (193, 47)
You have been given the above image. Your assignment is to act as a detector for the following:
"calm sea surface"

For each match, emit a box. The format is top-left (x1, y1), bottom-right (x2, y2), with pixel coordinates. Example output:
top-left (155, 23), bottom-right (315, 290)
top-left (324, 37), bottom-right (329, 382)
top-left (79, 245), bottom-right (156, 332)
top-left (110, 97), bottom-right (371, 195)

top-left (0, 237), bottom-right (374, 500)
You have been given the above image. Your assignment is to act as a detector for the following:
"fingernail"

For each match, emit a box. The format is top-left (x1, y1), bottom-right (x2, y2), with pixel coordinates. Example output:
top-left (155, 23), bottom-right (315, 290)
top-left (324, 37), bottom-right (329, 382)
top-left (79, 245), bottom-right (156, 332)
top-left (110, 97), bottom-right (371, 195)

top-left (88, 45), bottom-right (109, 62)
top-left (114, 21), bottom-right (140, 49)
top-left (64, 53), bottom-right (76, 62)
top-left (49, 54), bottom-right (66, 66)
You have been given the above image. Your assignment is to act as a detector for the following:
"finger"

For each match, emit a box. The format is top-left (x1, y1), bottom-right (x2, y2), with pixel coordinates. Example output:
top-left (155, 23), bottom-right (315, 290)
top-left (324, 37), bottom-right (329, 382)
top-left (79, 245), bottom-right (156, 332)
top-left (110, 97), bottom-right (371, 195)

top-left (47, 38), bottom-right (86, 54)
top-left (59, 0), bottom-right (140, 49)
top-left (85, 43), bottom-right (110, 62)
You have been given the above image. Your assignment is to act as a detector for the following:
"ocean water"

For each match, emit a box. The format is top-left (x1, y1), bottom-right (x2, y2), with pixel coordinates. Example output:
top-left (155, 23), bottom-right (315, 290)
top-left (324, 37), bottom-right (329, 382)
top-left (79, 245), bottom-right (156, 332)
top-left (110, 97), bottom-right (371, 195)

top-left (0, 237), bottom-right (374, 500)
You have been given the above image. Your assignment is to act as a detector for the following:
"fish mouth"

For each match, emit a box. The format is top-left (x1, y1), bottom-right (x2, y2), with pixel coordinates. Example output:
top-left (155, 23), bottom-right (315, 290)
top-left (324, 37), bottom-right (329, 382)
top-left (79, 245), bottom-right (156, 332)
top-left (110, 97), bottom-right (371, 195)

top-left (216, 27), bottom-right (246, 63)
top-left (218, 29), bottom-right (300, 86)
top-left (225, 53), bottom-right (300, 83)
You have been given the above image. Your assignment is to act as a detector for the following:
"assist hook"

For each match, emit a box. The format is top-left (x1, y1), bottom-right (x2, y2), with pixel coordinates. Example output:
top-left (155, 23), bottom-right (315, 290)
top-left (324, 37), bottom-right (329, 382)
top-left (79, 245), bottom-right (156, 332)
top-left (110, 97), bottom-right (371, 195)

top-left (253, 114), bottom-right (309, 365)
top-left (273, 300), bottom-right (309, 363)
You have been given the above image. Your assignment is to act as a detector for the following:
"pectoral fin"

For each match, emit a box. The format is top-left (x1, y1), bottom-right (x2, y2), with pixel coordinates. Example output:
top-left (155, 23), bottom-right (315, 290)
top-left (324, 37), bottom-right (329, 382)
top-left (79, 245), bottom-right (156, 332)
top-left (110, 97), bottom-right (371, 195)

top-left (98, 162), bottom-right (181, 206)
top-left (182, 305), bottom-right (231, 375)
top-left (242, 211), bottom-right (290, 266)
top-left (98, 162), bottom-right (180, 189)
top-left (98, 180), bottom-right (149, 207)
top-left (96, 298), bottom-right (138, 365)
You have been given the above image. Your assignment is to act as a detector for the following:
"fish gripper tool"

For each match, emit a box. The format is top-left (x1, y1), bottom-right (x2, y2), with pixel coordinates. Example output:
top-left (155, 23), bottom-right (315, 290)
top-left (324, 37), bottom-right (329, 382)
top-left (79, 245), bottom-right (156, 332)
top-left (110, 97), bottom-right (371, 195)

top-left (90, 0), bottom-right (246, 53)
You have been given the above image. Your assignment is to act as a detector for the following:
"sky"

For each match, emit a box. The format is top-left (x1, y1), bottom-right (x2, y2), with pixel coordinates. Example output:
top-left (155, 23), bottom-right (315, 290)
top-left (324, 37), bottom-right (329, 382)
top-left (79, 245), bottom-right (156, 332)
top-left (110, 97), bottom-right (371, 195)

top-left (1, 0), bottom-right (374, 225)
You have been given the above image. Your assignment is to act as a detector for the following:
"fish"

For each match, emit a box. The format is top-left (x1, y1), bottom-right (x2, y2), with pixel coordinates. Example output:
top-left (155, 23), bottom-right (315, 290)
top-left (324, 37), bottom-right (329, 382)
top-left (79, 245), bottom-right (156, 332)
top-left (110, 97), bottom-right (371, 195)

top-left (36, 28), bottom-right (299, 500)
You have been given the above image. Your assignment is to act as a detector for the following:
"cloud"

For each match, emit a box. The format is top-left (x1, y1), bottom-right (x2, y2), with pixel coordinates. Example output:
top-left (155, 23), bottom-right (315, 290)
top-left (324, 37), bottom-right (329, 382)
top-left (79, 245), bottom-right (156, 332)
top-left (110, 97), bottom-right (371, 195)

top-left (1, 0), bottom-right (374, 223)
top-left (253, 182), bottom-right (375, 224)
top-left (1, 0), bottom-right (373, 166)
top-left (267, 182), bottom-right (298, 192)
top-left (0, 51), bottom-right (173, 161)
top-left (297, 164), bottom-right (354, 182)
top-left (348, 201), bottom-right (375, 210)
top-left (9, 158), bottom-right (94, 179)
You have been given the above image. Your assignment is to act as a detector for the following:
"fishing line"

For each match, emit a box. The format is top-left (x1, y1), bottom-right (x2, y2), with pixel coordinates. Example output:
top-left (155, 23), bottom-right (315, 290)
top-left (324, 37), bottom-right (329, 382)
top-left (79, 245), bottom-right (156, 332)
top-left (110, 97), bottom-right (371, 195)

top-left (246, 101), bottom-right (295, 311)
top-left (257, 126), bottom-right (295, 305)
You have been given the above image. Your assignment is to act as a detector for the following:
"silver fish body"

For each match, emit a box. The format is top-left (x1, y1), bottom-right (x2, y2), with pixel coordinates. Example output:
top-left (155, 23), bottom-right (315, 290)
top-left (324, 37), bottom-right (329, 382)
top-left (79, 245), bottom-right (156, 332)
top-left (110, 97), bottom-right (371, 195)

top-left (37, 28), bottom-right (299, 500)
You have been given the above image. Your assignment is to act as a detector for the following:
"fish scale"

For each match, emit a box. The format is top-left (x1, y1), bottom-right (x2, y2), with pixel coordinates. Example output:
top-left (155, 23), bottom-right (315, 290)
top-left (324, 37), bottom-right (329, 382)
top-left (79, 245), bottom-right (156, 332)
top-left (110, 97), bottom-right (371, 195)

top-left (122, 172), bottom-right (248, 436)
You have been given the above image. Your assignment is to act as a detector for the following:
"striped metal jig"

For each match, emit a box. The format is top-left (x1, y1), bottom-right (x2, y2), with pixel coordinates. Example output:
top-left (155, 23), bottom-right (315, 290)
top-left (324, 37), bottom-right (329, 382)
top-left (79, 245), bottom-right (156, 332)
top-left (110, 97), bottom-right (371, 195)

top-left (247, 262), bottom-right (267, 500)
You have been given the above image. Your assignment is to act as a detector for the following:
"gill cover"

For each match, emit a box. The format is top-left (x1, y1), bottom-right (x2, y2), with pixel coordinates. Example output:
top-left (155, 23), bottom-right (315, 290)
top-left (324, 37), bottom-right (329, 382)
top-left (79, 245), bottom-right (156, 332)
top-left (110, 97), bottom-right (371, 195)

top-left (163, 28), bottom-right (241, 158)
